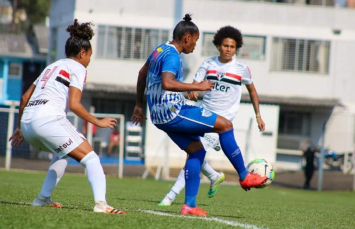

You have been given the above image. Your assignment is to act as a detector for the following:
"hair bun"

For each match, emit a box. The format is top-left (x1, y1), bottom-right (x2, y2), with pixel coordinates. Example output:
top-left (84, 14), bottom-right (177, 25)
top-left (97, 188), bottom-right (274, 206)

top-left (66, 19), bottom-right (94, 41)
top-left (183, 14), bottom-right (192, 22)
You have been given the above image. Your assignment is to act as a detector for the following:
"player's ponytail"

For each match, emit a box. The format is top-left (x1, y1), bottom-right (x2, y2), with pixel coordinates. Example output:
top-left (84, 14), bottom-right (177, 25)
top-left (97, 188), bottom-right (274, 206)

top-left (65, 19), bottom-right (94, 57)
top-left (172, 13), bottom-right (199, 40)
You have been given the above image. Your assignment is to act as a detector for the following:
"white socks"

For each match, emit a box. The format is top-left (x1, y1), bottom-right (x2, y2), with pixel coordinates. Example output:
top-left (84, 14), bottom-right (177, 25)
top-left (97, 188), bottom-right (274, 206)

top-left (80, 151), bottom-right (107, 203)
top-left (166, 160), bottom-right (218, 201)
top-left (40, 155), bottom-right (70, 197)
top-left (167, 169), bottom-right (185, 200)
top-left (201, 160), bottom-right (218, 181)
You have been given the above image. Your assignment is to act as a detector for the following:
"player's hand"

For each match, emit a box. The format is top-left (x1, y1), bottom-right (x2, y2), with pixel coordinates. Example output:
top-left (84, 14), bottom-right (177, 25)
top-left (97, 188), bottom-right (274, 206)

top-left (187, 91), bottom-right (198, 101)
top-left (97, 118), bottom-right (117, 129)
top-left (199, 80), bottom-right (214, 91)
top-left (132, 105), bottom-right (146, 126)
top-left (9, 127), bottom-right (24, 146)
top-left (256, 116), bottom-right (265, 132)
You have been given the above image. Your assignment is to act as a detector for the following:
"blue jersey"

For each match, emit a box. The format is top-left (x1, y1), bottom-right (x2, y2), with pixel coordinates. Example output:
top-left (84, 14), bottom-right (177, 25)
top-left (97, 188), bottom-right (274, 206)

top-left (146, 42), bottom-right (186, 124)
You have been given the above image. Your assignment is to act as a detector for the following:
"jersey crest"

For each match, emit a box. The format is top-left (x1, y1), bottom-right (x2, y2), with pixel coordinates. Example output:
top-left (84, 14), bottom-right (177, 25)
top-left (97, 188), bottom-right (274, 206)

top-left (216, 71), bottom-right (225, 80)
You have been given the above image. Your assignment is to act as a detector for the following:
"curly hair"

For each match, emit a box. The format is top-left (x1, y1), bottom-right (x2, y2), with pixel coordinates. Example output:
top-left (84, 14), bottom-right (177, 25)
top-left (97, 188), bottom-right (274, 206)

top-left (212, 26), bottom-right (243, 50)
top-left (65, 19), bottom-right (94, 57)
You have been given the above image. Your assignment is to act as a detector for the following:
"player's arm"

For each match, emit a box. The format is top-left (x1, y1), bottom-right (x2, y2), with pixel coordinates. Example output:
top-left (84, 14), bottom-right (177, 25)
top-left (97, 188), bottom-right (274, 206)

top-left (246, 83), bottom-right (265, 131)
top-left (69, 87), bottom-right (116, 129)
top-left (162, 72), bottom-right (213, 92)
top-left (69, 70), bottom-right (116, 129)
top-left (161, 55), bottom-right (213, 92)
top-left (187, 80), bottom-right (199, 101)
top-left (8, 84), bottom-right (36, 146)
top-left (132, 62), bottom-right (149, 126)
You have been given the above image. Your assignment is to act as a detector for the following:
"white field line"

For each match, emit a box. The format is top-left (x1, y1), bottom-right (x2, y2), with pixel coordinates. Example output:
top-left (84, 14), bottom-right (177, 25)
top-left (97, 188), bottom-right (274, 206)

top-left (140, 209), bottom-right (265, 229)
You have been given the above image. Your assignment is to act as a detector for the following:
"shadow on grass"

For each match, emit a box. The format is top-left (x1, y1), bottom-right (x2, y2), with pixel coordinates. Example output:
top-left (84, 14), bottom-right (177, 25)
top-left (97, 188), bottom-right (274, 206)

top-left (0, 200), bottom-right (92, 212)
top-left (113, 196), bottom-right (210, 207)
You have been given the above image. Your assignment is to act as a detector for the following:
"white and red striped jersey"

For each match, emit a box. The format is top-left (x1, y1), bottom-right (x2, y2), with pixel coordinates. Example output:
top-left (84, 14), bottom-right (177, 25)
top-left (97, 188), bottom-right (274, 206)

top-left (22, 58), bottom-right (87, 123)
top-left (193, 56), bottom-right (252, 121)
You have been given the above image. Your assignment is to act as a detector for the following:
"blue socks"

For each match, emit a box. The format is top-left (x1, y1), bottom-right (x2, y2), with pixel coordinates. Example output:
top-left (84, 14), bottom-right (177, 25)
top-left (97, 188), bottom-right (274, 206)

top-left (219, 129), bottom-right (248, 181)
top-left (185, 147), bottom-right (206, 207)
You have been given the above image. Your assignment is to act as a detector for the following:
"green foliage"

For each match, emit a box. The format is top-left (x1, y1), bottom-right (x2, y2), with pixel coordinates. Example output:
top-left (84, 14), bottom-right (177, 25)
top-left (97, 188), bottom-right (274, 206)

top-left (9, 0), bottom-right (50, 24)
top-left (1, 170), bottom-right (355, 229)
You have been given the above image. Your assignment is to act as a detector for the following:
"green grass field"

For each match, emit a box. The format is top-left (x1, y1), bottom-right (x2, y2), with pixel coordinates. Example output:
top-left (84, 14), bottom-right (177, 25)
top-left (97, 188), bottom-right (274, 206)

top-left (1, 170), bottom-right (354, 229)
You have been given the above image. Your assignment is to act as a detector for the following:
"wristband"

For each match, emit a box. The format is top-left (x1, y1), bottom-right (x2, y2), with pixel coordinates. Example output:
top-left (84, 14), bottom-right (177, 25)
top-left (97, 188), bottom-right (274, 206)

top-left (256, 114), bottom-right (261, 118)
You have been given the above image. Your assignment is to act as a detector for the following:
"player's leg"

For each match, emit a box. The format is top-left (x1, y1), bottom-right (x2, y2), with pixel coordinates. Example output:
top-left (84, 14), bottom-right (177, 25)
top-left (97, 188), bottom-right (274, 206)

top-left (32, 155), bottom-right (70, 207)
top-left (200, 134), bottom-right (225, 197)
top-left (181, 140), bottom-right (207, 216)
top-left (107, 141), bottom-right (113, 156)
top-left (67, 140), bottom-right (124, 214)
top-left (21, 120), bottom-right (68, 208)
top-left (154, 131), bottom-right (207, 216)
top-left (31, 116), bottom-right (125, 214)
top-left (159, 168), bottom-right (186, 206)
top-left (212, 115), bottom-right (267, 191)
top-left (156, 106), bottom-right (216, 216)
top-left (201, 160), bottom-right (225, 198)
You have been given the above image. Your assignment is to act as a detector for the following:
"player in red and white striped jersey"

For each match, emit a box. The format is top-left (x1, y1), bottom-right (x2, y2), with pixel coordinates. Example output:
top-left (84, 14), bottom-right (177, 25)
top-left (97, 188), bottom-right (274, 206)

top-left (9, 19), bottom-right (125, 215)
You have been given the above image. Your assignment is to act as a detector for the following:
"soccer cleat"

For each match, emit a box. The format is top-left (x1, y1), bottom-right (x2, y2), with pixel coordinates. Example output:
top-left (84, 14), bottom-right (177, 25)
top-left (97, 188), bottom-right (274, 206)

top-left (181, 204), bottom-right (207, 217)
top-left (93, 201), bottom-right (126, 215)
top-left (32, 194), bottom-right (62, 208)
top-left (208, 172), bottom-right (225, 198)
top-left (239, 172), bottom-right (267, 191)
top-left (158, 196), bottom-right (173, 206)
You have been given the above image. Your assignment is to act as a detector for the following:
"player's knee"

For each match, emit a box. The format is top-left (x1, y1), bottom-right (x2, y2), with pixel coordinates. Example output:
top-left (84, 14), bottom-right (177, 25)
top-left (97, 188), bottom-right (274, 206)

top-left (214, 116), bottom-right (233, 132)
top-left (219, 118), bottom-right (233, 132)
top-left (80, 151), bottom-right (99, 167)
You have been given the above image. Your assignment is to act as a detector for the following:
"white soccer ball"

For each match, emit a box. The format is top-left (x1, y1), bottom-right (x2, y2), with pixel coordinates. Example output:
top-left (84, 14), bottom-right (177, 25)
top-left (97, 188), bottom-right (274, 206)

top-left (246, 158), bottom-right (275, 188)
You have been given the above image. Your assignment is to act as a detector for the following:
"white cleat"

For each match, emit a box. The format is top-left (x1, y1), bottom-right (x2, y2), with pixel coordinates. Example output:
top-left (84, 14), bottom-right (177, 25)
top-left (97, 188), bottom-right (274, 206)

top-left (93, 201), bottom-right (126, 215)
top-left (158, 196), bottom-right (173, 206)
top-left (208, 172), bottom-right (225, 198)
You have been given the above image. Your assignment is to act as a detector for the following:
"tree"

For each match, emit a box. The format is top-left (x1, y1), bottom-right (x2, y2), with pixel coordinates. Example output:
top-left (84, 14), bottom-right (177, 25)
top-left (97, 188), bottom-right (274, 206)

top-left (9, 0), bottom-right (50, 32)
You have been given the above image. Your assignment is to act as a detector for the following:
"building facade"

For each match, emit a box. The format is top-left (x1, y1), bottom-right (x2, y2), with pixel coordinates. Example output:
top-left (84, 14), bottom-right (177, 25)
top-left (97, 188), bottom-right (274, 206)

top-left (48, 0), bottom-right (355, 170)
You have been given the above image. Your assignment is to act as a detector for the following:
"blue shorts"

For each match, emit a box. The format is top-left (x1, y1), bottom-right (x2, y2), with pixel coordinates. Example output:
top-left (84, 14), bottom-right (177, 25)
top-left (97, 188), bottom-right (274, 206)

top-left (155, 104), bottom-right (217, 150)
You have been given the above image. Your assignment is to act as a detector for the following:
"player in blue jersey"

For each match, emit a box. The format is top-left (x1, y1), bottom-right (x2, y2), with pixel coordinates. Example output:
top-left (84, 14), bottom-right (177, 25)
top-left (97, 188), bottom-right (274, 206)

top-left (158, 25), bottom-right (266, 207)
top-left (132, 14), bottom-right (267, 217)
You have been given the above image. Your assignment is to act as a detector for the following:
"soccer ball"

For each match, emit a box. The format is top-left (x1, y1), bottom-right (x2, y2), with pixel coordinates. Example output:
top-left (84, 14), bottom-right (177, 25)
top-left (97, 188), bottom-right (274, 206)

top-left (246, 158), bottom-right (275, 188)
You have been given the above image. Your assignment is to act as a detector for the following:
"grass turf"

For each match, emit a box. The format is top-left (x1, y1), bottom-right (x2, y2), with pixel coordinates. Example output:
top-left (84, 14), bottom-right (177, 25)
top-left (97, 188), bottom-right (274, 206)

top-left (1, 170), bottom-right (354, 229)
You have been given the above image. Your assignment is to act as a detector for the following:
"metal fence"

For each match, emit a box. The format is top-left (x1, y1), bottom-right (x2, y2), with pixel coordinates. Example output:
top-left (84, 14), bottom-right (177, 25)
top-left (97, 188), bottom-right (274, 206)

top-left (0, 102), bottom-right (127, 178)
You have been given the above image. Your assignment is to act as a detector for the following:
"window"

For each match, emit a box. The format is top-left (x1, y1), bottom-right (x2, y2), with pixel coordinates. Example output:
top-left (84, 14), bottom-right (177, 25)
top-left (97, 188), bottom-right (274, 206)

top-left (202, 32), bottom-right (266, 60)
top-left (272, 38), bottom-right (330, 74)
top-left (9, 63), bottom-right (22, 79)
top-left (279, 111), bottom-right (311, 136)
top-left (97, 25), bottom-right (169, 60)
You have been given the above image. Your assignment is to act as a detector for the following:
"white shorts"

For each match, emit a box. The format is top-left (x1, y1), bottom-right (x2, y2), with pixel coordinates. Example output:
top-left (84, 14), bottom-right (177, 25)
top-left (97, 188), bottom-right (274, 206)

top-left (200, 132), bottom-right (220, 151)
top-left (21, 115), bottom-right (85, 158)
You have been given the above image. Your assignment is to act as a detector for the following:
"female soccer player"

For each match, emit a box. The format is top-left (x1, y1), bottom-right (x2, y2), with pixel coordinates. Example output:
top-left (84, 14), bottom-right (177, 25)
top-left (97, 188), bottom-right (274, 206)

top-left (158, 25), bottom-right (266, 206)
top-left (9, 19), bottom-right (125, 215)
top-left (132, 15), bottom-right (267, 216)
